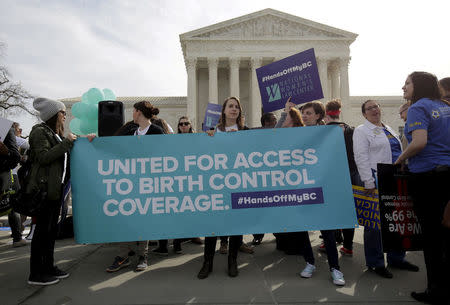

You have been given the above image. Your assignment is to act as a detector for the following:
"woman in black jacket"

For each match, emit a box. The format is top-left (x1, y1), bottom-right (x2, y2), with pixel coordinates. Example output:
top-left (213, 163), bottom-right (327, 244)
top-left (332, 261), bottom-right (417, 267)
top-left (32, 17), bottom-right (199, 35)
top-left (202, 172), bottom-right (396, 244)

top-left (106, 101), bottom-right (164, 273)
top-left (27, 97), bottom-right (77, 286)
top-left (198, 97), bottom-right (249, 279)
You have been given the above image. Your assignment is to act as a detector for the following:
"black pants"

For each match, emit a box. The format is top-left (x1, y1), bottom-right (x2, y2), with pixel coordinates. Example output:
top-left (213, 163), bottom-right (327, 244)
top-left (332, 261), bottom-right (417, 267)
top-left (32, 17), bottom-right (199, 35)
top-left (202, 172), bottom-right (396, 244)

top-left (342, 228), bottom-right (355, 250)
top-left (8, 210), bottom-right (22, 242)
top-left (409, 167), bottom-right (450, 301)
top-left (204, 235), bottom-right (242, 259)
top-left (30, 199), bottom-right (60, 276)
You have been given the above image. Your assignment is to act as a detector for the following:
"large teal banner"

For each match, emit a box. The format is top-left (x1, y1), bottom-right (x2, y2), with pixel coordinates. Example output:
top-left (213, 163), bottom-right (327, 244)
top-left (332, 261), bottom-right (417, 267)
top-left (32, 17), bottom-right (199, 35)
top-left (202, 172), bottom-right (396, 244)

top-left (71, 126), bottom-right (357, 244)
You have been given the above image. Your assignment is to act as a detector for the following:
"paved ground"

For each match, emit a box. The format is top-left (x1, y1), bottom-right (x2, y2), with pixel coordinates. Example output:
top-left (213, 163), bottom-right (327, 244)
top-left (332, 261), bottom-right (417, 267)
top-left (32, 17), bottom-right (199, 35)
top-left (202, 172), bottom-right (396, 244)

top-left (0, 225), bottom-right (426, 305)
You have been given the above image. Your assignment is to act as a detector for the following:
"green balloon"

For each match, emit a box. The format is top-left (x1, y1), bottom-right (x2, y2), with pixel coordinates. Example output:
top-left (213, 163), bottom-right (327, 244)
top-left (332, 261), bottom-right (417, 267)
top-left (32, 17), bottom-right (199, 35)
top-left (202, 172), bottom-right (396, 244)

top-left (71, 102), bottom-right (89, 118)
top-left (86, 88), bottom-right (104, 105)
top-left (81, 92), bottom-right (89, 103)
top-left (86, 104), bottom-right (98, 120)
top-left (103, 88), bottom-right (116, 101)
top-left (80, 118), bottom-right (97, 134)
top-left (69, 118), bottom-right (82, 135)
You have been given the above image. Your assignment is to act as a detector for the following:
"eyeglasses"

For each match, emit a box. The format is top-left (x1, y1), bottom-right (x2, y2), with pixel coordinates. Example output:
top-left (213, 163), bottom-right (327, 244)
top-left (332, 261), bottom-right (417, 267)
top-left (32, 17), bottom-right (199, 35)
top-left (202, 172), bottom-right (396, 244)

top-left (59, 110), bottom-right (67, 116)
top-left (179, 122), bottom-right (190, 126)
top-left (365, 104), bottom-right (380, 112)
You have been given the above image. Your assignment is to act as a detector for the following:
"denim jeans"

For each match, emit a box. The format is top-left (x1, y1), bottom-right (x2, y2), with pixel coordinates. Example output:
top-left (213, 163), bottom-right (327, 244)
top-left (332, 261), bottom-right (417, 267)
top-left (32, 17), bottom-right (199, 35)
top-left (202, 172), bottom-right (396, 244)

top-left (363, 226), bottom-right (405, 268)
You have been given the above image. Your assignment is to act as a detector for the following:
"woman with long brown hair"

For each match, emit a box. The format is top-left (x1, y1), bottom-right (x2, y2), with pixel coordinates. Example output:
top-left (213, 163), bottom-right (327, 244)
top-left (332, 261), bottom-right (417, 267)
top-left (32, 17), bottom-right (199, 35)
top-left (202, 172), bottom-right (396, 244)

top-left (198, 97), bottom-right (249, 279)
top-left (396, 72), bottom-right (450, 304)
top-left (27, 98), bottom-right (77, 285)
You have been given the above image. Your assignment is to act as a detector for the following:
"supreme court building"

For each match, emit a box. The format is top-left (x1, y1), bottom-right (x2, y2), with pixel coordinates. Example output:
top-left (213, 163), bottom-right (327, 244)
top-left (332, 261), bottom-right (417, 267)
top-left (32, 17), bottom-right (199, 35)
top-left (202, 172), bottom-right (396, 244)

top-left (62, 9), bottom-right (405, 133)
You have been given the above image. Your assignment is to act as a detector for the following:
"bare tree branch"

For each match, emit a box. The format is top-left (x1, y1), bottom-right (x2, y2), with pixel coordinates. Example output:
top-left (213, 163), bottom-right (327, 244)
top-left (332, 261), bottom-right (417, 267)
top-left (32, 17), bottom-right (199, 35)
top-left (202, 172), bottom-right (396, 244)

top-left (0, 43), bottom-right (37, 117)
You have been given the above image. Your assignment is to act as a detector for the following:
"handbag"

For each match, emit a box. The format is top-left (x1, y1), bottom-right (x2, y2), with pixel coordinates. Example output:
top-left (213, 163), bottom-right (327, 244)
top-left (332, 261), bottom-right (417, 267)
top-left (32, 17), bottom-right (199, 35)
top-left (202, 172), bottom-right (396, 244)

top-left (10, 159), bottom-right (48, 217)
top-left (10, 188), bottom-right (47, 217)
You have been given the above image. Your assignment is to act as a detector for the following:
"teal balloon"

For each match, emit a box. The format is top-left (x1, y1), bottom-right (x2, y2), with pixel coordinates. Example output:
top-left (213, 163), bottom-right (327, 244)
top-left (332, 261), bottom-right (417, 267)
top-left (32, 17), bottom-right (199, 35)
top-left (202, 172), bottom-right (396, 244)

top-left (80, 119), bottom-right (97, 134)
top-left (86, 104), bottom-right (98, 120)
top-left (86, 88), bottom-right (104, 105)
top-left (71, 102), bottom-right (89, 118)
top-left (81, 92), bottom-right (89, 103)
top-left (69, 118), bottom-right (82, 135)
top-left (103, 88), bottom-right (116, 101)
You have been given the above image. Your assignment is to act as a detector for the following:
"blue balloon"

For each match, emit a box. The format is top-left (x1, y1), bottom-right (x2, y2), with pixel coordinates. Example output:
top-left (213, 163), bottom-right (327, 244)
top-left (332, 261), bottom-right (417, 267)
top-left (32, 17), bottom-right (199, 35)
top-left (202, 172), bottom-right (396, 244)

top-left (103, 88), bottom-right (116, 101)
top-left (86, 88), bottom-right (104, 105)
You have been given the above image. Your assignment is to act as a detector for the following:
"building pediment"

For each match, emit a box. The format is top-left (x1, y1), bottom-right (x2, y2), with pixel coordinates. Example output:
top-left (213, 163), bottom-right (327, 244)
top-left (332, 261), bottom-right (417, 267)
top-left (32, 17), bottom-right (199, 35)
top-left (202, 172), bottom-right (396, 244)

top-left (180, 9), bottom-right (357, 42)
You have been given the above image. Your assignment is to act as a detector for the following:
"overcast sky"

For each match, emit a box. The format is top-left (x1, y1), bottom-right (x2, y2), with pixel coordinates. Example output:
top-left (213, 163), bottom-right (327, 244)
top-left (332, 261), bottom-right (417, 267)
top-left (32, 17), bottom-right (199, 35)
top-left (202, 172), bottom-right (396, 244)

top-left (1, 0), bottom-right (450, 133)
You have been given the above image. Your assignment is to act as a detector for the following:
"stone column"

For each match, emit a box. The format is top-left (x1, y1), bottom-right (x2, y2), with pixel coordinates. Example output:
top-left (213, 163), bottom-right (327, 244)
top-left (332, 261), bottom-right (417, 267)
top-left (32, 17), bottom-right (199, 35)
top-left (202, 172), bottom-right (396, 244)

top-left (339, 58), bottom-right (350, 121)
top-left (186, 57), bottom-right (198, 130)
top-left (229, 57), bottom-right (240, 98)
top-left (330, 60), bottom-right (340, 99)
top-left (317, 58), bottom-right (329, 102)
top-left (208, 57), bottom-right (219, 104)
top-left (250, 57), bottom-right (263, 128)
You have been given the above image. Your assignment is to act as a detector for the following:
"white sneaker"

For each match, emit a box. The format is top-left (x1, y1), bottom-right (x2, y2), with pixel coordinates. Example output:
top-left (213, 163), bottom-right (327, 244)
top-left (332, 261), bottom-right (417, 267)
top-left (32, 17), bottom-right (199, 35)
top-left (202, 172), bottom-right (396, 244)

top-left (331, 268), bottom-right (345, 286)
top-left (300, 263), bottom-right (316, 278)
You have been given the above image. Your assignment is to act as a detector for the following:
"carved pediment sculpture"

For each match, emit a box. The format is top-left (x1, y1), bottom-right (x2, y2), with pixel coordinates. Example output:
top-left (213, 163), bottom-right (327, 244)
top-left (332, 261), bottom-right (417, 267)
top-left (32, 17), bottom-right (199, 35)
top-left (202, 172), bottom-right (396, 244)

top-left (191, 15), bottom-right (346, 40)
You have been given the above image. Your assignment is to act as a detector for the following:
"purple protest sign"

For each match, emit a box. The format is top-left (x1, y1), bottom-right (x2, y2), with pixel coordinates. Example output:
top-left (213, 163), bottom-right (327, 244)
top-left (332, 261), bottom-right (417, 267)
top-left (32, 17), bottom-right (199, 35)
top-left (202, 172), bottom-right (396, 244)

top-left (202, 103), bottom-right (222, 131)
top-left (256, 48), bottom-right (323, 113)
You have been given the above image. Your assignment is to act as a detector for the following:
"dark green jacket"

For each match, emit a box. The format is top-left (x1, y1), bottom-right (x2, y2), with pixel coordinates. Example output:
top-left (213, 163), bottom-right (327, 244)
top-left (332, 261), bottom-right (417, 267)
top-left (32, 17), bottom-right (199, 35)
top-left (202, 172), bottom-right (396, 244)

top-left (26, 123), bottom-right (73, 201)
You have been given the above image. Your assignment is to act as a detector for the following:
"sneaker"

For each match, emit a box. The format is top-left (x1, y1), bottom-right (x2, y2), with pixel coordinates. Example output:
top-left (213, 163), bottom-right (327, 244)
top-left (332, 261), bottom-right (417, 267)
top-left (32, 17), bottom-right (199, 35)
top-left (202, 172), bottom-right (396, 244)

top-left (371, 266), bottom-right (393, 279)
top-left (339, 247), bottom-right (353, 256)
top-left (13, 239), bottom-right (28, 248)
top-left (300, 263), bottom-right (316, 278)
top-left (252, 237), bottom-right (263, 245)
top-left (50, 266), bottom-right (70, 279)
top-left (239, 243), bottom-right (254, 254)
top-left (219, 243), bottom-right (228, 254)
top-left (190, 237), bottom-right (203, 244)
top-left (173, 243), bottom-right (182, 254)
top-left (135, 256), bottom-right (148, 272)
top-left (152, 247), bottom-right (169, 256)
top-left (318, 243), bottom-right (326, 252)
top-left (28, 274), bottom-right (60, 286)
top-left (331, 268), bottom-right (346, 286)
top-left (106, 256), bottom-right (130, 272)
top-left (388, 260), bottom-right (419, 272)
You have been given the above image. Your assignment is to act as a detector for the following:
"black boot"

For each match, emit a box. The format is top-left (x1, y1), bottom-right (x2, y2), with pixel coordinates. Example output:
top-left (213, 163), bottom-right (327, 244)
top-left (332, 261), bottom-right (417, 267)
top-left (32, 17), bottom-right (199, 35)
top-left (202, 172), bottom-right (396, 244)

top-left (197, 257), bottom-right (213, 279)
top-left (228, 256), bottom-right (238, 277)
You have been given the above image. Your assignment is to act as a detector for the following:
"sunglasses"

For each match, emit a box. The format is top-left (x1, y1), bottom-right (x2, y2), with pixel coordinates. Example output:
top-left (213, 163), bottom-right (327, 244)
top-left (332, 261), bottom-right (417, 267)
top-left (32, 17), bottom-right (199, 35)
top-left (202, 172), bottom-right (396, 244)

top-left (59, 110), bottom-right (67, 116)
top-left (179, 122), bottom-right (190, 126)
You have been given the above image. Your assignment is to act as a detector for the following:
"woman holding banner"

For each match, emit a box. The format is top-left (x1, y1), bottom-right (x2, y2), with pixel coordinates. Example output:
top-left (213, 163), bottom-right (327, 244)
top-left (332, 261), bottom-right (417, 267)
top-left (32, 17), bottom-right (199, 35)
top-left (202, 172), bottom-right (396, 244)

top-left (300, 100), bottom-right (346, 286)
top-left (198, 97), bottom-right (249, 279)
top-left (275, 99), bottom-right (345, 286)
top-left (353, 100), bottom-right (419, 279)
top-left (106, 101), bottom-right (164, 273)
top-left (395, 72), bottom-right (450, 304)
top-left (27, 98), bottom-right (78, 285)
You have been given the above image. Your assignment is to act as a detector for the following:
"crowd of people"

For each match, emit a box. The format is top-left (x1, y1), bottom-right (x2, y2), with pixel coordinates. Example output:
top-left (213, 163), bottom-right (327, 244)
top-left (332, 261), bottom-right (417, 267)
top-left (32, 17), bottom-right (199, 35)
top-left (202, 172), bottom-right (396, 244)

top-left (1, 71), bottom-right (449, 304)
